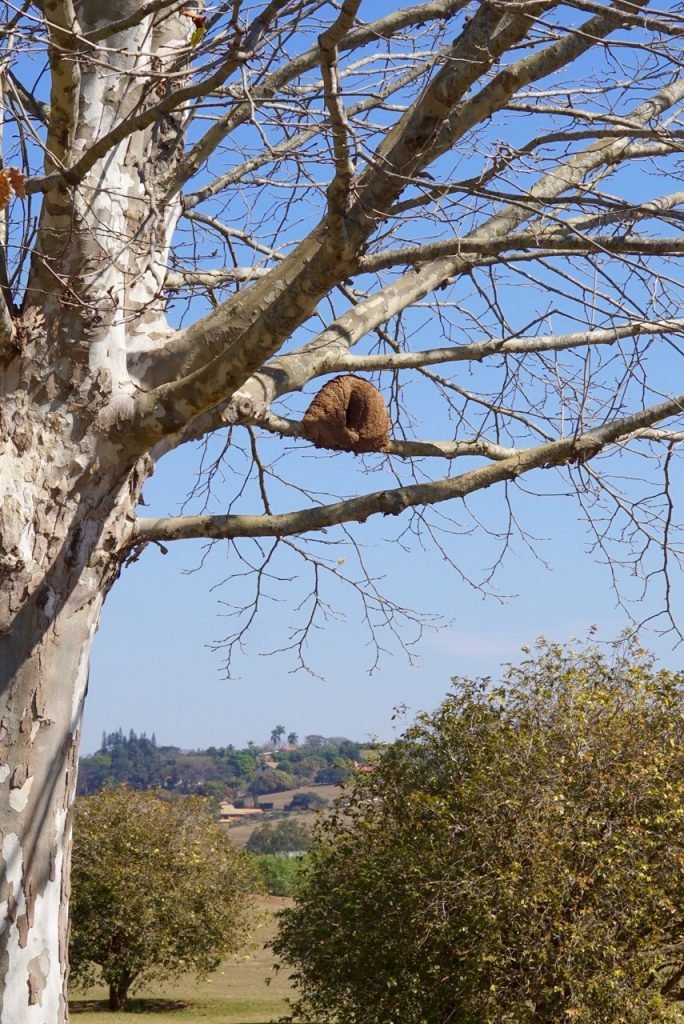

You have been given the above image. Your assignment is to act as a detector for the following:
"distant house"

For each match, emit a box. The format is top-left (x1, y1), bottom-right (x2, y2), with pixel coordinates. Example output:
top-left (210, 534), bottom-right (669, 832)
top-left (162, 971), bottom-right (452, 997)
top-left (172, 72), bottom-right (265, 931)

top-left (219, 802), bottom-right (264, 821)
top-left (256, 758), bottom-right (278, 774)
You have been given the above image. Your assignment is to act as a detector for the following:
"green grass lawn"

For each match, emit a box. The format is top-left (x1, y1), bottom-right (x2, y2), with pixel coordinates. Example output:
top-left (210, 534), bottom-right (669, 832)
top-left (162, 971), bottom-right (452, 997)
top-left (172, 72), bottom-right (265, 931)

top-left (69, 897), bottom-right (295, 1023)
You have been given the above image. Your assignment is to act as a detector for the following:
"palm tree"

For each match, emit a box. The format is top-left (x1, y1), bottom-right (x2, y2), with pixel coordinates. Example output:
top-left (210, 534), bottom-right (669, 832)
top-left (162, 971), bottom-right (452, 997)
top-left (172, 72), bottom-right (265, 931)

top-left (287, 732), bottom-right (299, 747)
top-left (270, 725), bottom-right (286, 750)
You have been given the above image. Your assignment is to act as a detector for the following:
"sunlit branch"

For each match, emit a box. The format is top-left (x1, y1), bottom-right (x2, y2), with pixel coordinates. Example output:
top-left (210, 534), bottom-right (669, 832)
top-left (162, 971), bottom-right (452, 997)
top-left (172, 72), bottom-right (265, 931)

top-left (165, 267), bottom-right (271, 288)
top-left (6, 70), bottom-right (50, 124)
top-left (561, 0), bottom-right (684, 34)
top-left (179, 0), bottom-right (468, 207)
top-left (180, 58), bottom-right (434, 204)
top-left (351, 0), bottom-right (650, 230)
top-left (336, 319), bottom-right (684, 372)
top-left (182, 211), bottom-right (283, 259)
top-left (136, 55), bottom-right (684, 425)
top-left (318, 0), bottom-right (361, 252)
top-left (359, 233), bottom-right (684, 272)
top-left (243, 409), bottom-right (522, 460)
top-left (134, 394), bottom-right (684, 547)
top-left (41, 0), bottom-right (82, 171)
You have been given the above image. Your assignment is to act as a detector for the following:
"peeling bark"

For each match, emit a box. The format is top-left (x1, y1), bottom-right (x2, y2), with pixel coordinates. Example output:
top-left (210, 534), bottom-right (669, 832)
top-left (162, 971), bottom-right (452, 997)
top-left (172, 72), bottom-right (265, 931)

top-left (0, 426), bottom-right (144, 1020)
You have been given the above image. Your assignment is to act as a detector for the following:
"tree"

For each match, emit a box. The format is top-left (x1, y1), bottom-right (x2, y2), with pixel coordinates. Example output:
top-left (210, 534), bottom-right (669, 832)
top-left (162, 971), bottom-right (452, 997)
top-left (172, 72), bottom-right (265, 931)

top-left (274, 638), bottom-right (684, 1024)
top-left (285, 792), bottom-right (327, 812)
top-left (270, 725), bottom-right (286, 750)
top-left (248, 769), bottom-right (294, 796)
top-left (314, 764), bottom-right (350, 785)
top-left (3, 3), bottom-right (684, 1017)
top-left (246, 819), bottom-right (312, 855)
top-left (287, 733), bottom-right (299, 748)
top-left (69, 788), bottom-right (257, 1012)
top-left (252, 854), bottom-right (306, 898)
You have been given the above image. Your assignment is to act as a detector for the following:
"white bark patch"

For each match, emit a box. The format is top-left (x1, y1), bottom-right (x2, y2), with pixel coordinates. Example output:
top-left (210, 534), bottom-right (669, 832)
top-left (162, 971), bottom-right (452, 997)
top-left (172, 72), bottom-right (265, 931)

top-left (8, 775), bottom-right (33, 813)
top-left (41, 587), bottom-right (58, 620)
top-left (71, 593), bottom-right (103, 729)
top-left (0, 818), bottom-right (66, 1024)
top-left (0, 766), bottom-right (8, 785)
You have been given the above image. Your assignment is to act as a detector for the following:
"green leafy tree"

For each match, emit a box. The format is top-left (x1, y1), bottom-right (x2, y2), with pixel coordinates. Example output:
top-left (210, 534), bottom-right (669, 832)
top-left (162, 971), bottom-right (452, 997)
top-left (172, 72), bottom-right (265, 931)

top-left (314, 765), bottom-right (350, 785)
top-left (275, 639), bottom-right (684, 1024)
top-left (253, 854), bottom-right (307, 897)
top-left (247, 819), bottom-right (312, 855)
top-left (285, 792), bottom-right (328, 812)
top-left (248, 769), bottom-right (294, 796)
top-left (70, 788), bottom-right (258, 1011)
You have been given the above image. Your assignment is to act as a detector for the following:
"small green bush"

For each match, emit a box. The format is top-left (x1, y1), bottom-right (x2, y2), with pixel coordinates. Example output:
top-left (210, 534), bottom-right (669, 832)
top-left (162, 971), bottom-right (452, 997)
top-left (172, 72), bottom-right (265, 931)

top-left (253, 854), bottom-right (307, 896)
top-left (285, 792), bottom-right (328, 812)
top-left (246, 819), bottom-right (311, 854)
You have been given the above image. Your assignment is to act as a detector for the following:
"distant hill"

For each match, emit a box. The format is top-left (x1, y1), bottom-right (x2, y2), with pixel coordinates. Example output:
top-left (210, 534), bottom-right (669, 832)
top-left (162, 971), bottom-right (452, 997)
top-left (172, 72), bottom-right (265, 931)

top-left (77, 729), bottom-right (370, 800)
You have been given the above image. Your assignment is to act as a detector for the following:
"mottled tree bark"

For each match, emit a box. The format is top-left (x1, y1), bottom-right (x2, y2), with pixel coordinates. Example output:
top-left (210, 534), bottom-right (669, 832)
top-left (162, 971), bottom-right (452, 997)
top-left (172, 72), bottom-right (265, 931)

top-left (0, 8), bottom-right (174, 1013)
top-left (0, 412), bottom-right (144, 1020)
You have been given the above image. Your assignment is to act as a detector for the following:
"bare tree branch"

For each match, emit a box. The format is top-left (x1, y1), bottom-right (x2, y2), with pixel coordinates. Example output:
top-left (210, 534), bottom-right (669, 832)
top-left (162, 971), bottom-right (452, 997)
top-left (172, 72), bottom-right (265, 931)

top-left (41, 0), bottom-right (81, 172)
top-left (318, 0), bottom-right (362, 252)
top-left (178, 0), bottom-right (469, 206)
top-left (127, 64), bottom-right (684, 437)
top-left (133, 393), bottom-right (684, 547)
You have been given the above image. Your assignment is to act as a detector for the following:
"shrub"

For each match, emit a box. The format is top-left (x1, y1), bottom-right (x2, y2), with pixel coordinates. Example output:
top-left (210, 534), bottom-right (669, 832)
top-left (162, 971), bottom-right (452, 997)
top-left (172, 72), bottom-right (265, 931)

top-left (285, 792), bottom-right (328, 812)
top-left (274, 638), bottom-right (684, 1024)
top-left (246, 819), bottom-right (311, 855)
top-left (253, 854), bottom-right (307, 896)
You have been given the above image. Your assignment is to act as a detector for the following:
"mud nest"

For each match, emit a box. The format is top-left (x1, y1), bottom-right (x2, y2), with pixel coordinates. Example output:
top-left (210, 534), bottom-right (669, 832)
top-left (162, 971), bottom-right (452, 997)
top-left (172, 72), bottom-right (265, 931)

top-left (302, 375), bottom-right (390, 453)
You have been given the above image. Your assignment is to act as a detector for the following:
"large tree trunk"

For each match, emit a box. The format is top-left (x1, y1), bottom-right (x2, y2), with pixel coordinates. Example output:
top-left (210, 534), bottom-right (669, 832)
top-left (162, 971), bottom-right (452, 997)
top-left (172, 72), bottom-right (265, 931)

top-left (0, 588), bottom-right (101, 1022)
top-left (0, 414), bottom-right (144, 1020)
top-left (0, 6), bottom-right (187, 1017)
top-left (108, 976), bottom-right (132, 1012)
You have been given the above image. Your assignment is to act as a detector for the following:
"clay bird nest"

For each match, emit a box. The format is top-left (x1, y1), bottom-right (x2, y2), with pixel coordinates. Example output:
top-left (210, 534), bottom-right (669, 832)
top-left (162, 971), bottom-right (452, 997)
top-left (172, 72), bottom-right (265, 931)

top-left (302, 375), bottom-right (390, 453)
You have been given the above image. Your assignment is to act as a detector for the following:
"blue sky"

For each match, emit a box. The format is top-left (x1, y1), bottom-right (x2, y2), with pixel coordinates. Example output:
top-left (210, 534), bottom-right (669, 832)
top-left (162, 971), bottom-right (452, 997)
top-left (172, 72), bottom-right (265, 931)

top-left (84, 441), bottom-right (684, 753)
top-left (79, 4), bottom-right (684, 753)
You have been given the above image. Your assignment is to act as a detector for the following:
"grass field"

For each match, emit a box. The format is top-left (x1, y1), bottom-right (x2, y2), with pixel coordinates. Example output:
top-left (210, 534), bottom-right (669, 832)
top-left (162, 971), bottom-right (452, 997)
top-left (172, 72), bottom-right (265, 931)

top-left (224, 783), bottom-right (341, 849)
top-left (253, 783), bottom-right (342, 812)
top-left (69, 896), bottom-right (295, 1023)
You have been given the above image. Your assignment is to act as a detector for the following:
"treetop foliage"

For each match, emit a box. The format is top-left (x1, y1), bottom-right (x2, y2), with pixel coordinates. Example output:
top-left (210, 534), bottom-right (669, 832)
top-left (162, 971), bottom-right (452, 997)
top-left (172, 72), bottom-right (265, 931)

top-left (274, 637), bottom-right (684, 1024)
top-left (247, 818), bottom-right (312, 855)
top-left (77, 732), bottom-right (362, 796)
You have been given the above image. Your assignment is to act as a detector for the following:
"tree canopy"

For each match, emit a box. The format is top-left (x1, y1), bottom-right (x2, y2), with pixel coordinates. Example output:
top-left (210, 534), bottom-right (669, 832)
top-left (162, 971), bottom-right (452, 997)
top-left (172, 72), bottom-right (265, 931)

top-left (274, 638), bottom-right (684, 1024)
top-left (77, 733), bottom-right (362, 796)
top-left (70, 788), bottom-right (257, 1011)
top-left (246, 818), bottom-right (312, 855)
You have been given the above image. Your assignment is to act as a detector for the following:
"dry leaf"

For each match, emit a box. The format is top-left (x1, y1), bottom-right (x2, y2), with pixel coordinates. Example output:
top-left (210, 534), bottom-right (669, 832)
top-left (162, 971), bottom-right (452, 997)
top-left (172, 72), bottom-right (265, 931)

top-left (0, 167), bottom-right (27, 208)
top-left (0, 171), bottom-right (11, 210)
top-left (7, 168), bottom-right (26, 199)
top-left (181, 9), bottom-right (207, 28)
